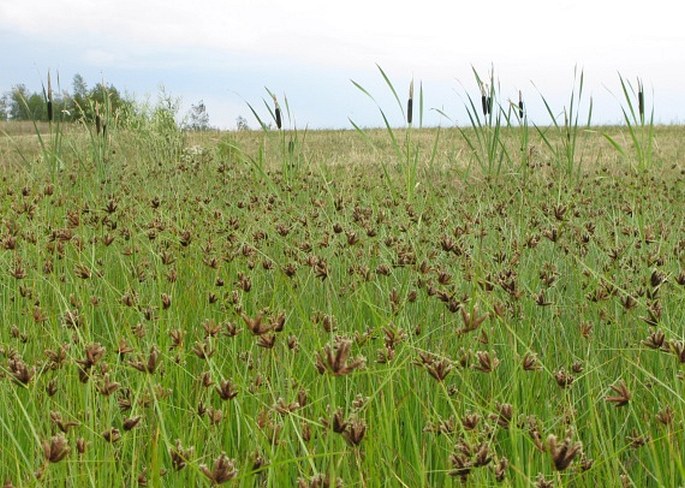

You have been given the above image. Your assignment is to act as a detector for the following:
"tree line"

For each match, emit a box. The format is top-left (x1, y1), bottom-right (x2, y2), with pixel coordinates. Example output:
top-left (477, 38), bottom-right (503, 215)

top-left (0, 74), bottom-right (214, 131)
top-left (0, 74), bottom-right (135, 124)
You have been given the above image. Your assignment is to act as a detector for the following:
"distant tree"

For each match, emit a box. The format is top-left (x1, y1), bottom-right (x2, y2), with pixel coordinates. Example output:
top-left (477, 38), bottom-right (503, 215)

top-left (0, 94), bottom-right (7, 120)
top-left (236, 115), bottom-right (250, 131)
top-left (185, 100), bottom-right (211, 131)
top-left (67, 74), bottom-right (89, 120)
top-left (7, 84), bottom-right (47, 121)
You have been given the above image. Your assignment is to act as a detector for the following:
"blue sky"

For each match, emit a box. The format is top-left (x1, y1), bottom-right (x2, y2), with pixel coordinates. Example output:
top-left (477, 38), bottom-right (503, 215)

top-left (1, 0), bottom-right (684, 129)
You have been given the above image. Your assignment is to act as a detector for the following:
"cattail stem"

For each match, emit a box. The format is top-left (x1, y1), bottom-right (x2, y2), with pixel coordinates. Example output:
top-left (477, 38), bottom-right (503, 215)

top-left (638, 79), bottom-right (644, 124)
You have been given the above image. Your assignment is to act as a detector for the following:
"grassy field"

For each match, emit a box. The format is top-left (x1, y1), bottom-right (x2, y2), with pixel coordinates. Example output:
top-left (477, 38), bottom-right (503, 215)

top-left (1, 116), bottom-right (685, 487)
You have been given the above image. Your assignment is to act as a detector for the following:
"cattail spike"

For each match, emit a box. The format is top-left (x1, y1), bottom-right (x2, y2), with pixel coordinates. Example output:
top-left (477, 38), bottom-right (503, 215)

top-left (47, 71), bottom-right (53, 122)
top-left (271, 94), bottom-right (282, 130)
top-left (407, 80), bottom-right (414, 125)
top-left (518, 90), bottom-right (524, 119)
top-left (95, 102), bottom-right (102, 136)
top-left (479, 82), bottom-right (488, 117)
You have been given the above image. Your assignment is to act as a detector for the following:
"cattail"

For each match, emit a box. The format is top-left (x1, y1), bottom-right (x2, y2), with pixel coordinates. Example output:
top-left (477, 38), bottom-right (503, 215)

top-left (407, 79), bottom-right (414, 125)
top-left (95, 102), bottom-right (102, 136)
top-left (638, 79), bottom-right (644, 124)
top-left (46, 71), bottom-right (53, 122)
top-left (481, 83), bottom-right (488, 117)
top-left (272, 95), bottom-right (282, 130)
top-left (518, 90), bottom-right (524, 119)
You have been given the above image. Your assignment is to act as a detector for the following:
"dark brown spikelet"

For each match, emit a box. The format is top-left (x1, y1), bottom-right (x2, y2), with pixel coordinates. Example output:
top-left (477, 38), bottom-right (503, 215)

top-left (297, 473), bottom-right (343, 488)
top-left (554, 368), bottom-right (574, 389)
top-left (522, 352), bottom-right (542, 371)
top-left (642, 330), bottom-right (666, 350)
top-left (605, 380), bottom-right (631, 407)
top-left (627, 429), bottom-right (649, 449)
top-left (535, 474), bottom-right (554, 488)
top-left (8, 356), bottom-right (34, 385)
top-left (449, 452), bottom-right (472, 481)
top-left (102, 428), bottom-right (121, 443)
top-left (315, 338), bottom-right (366, 376)
top-left (656, 405), bottom-right (675, 427)
top-left (200, 453), bottom-right (238, 484)
top-left (43, 433), bottom-right (70, 463)
top-left (170, 439), bottom-right (194, 471)
top-left (425, 357), bottom-right (453, 382)
top-left (670, 340), bottom-right (685, 363)
top-left (518, 90), bottom-right (524, 119)
top-left (331, 408), bottom-right (348, 433)
top-left (215, 379), bottom-right (239, 401)
top-left (242, 312), bottom-right (272, 336)
top-left (548, 434), bottom-right (582, 471)
top-left (494, 456), bottom-right (508, 482)
top-left (123, 415), bottom-right (142, 431)
top-left (76, 437), bottom-right (87, 455)
top-left (458, 305), bottom-right (488, 335)
top-left (128, 346), bottom-right (160, 374)
top-left (493, 403), bottom-right (513, 429)
top-left (474, 350), bottom-right (500, 373)
top-left (343, 417), bottom-right (367, 446)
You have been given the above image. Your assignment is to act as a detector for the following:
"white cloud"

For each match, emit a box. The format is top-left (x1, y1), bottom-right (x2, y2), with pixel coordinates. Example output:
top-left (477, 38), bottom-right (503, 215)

top-left (1, 0), bottom-right (684, 127)
top-left (2, 0), bottom-right (682, 74)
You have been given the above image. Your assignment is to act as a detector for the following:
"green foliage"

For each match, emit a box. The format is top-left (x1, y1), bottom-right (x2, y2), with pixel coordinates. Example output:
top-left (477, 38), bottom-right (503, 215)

top-left (2, 75), bottom-right (134, 126)
top-left (0, 94), bottom-right (8, 121)
top-left (7, 84), bottom-right (49, 121)
top-left (603, 75), bottom-right (656, 173)
top-left (351, 65), bottom-right (440, 202)
top-left (119, 87), bottom-right (185, 165)
top-left (534, 67), bottom-right (593, 180)
top-left (184, 99), bottom-right (211, 131)
top-left (0, 125), bottom-right (684, 486)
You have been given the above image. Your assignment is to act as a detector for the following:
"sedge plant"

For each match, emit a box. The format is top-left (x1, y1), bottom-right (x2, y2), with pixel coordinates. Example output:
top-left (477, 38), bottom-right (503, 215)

top-left (534, 67), bottom-right (593, 181)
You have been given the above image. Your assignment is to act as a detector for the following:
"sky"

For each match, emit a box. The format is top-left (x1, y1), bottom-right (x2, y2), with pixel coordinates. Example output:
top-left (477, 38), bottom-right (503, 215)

top-left (1, 0), bottom-right (684, 129)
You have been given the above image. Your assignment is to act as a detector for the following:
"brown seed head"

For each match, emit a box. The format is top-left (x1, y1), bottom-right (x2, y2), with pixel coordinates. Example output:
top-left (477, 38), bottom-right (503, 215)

top-left (605, 380), bottom-right (631, 407)
top-left (170, 439), bottom-right (194, 471)
top-left (43, 434), bottom-right (70, 463)
top-left (215, 379), bottom-right (239, 401)
top-left (200, 453), bottom-right (238, 484)
top-left (315, 338), bottom-right (366, 376)
top-left (547, 434), bottom-right (582, 471)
